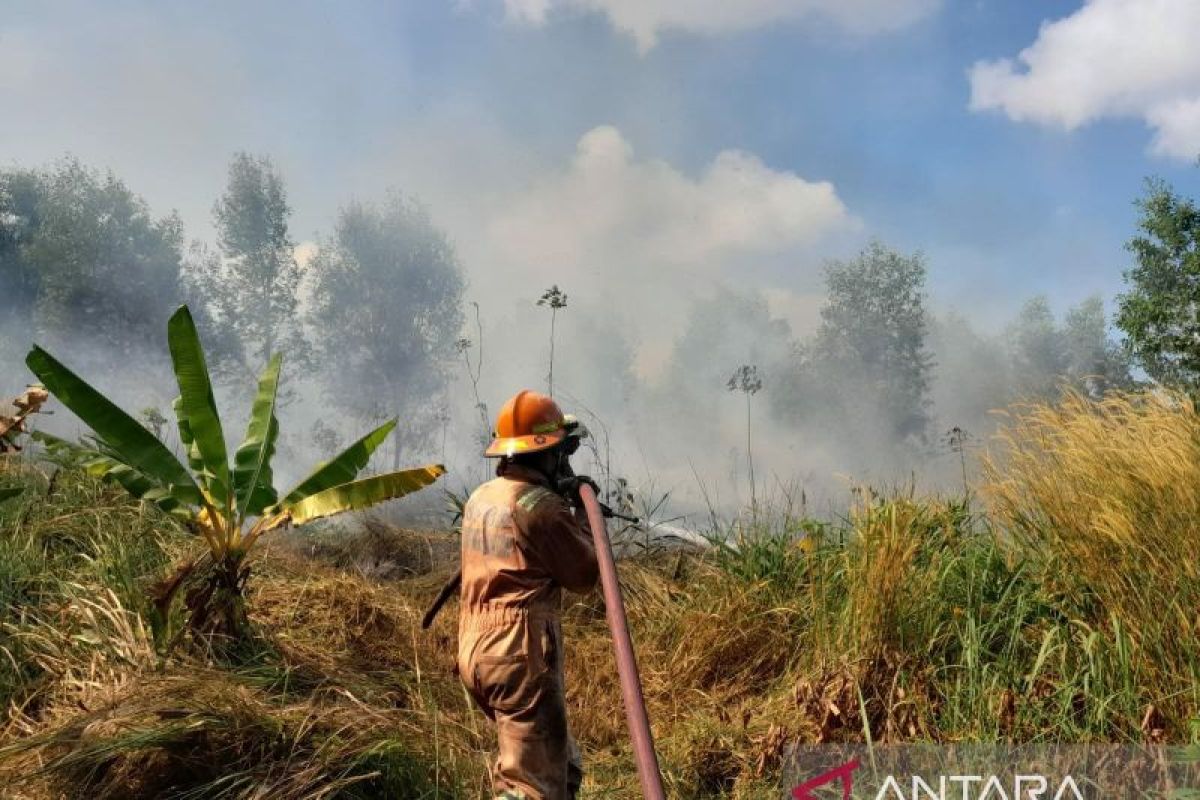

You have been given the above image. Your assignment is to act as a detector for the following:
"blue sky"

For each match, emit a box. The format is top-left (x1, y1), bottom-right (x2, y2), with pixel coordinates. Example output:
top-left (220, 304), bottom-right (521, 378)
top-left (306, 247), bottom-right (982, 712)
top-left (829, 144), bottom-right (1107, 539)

top-left (3, 0), bottom-right (1198, 339)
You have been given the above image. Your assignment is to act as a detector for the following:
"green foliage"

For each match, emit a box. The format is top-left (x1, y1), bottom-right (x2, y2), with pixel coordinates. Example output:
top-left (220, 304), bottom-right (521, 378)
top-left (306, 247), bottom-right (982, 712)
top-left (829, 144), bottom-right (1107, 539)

top-left (342, 739), bottom-right (441, 798)
top-left (183, 153), bottom-right (308, 384)
top-left (1117, 178), bottom-right (1200, 392)
top-left (6, 387), bottom-right (1200, 797)
top-left (24, 304), bottom-right (445, 644)
top-left (537, 284), bottom-right (568, 311)
top-left (727, 364), bottom-right (764, 507)
top-left (1009, 296), bottom-right (1067, 397)
top-left (233, 353), bottom-right (282, 517)
top-left (692, 488), bottom-right (1172, 744)
top-left (1062, 295), bottom-right (1133, 395)
top-left (925, 311), bottom-right (1014, 436)
top-left (279, 420), bottom-right (397, 508)
top-left (0, 169), bottom-right (42, 315)
top-left (308, 195), bottom-right (465, 465)
top-left (0, 464), bottom-right (180, 712)
top-left (658, 287), bottom-right (791, 432)
top-left (711, 521), bottom-right (818, 591)
top-left (287, 467), bottom-right (449, 526)
top-left (808, 241), bottom-right (934, 440)
top-left (537, 284), bottom-right (569, 396)
top-left (1009, 295), bottom-right (1131, 399)
top-left (166, 306), bottom-right (232, 505)
top-left (0, 158), bottom-right (186, 368)
top-left (26, 346), bottom-right (199, 502)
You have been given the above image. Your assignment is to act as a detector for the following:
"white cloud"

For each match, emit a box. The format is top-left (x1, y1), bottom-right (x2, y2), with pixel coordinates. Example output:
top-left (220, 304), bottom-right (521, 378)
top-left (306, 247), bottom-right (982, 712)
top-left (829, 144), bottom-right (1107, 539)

top-left (468, 126), bottom-right (855, 387)
top-left (485, 125), bottom-right (854, 290)
top-left (1147, 97), bottom-right (1200, 158)
top-left (503, 0), bottom-right (940, 51)
top-left (968, 0), bottom-right (1200, 160)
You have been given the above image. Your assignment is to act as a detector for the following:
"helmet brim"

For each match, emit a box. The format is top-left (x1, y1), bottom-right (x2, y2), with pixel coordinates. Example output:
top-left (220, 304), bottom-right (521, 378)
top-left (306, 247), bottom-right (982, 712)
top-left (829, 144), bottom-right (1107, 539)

top-left (483, 429), bottom-right (568, 458)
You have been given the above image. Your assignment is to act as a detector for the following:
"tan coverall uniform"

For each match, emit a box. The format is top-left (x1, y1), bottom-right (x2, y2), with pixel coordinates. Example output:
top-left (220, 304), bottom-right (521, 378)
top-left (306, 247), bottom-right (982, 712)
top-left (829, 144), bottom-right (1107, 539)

top-left (457, 463), bottom-right (599, 800)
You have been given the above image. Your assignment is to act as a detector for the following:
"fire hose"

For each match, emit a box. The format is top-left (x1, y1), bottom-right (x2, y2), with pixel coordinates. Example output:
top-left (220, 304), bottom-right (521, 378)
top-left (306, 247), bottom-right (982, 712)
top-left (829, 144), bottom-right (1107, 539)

top-left (577, 481), bottom-right (666, 800)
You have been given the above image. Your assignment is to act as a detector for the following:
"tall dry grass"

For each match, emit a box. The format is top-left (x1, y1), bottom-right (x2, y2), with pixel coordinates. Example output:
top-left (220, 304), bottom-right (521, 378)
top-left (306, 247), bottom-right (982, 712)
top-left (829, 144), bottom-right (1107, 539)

top-left (984, 389), bottom-right (1200, 735)
top-left (0, 461), bottom-right (476, 799)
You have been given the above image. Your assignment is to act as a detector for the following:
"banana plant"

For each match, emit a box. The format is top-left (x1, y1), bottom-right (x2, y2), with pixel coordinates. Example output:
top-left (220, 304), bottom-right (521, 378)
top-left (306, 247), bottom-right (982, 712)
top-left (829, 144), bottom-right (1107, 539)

top-left (26, 305), bottom-right (445, 645)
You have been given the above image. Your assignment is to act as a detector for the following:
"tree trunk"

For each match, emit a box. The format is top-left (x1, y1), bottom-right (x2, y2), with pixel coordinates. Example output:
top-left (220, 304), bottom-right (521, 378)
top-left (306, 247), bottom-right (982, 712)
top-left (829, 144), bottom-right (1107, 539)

top-left (548, 309), bottom-right (557, 397)
top-left (746, 394), bottom-right (757, 513)
top-left (184, 555), bottom-right (251, 652)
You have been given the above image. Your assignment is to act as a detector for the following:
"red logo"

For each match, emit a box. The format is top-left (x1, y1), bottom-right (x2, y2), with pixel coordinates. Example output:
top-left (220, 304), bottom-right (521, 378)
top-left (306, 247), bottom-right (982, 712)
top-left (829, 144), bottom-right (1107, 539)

top-left (792, 759), bottom-right (861, 800)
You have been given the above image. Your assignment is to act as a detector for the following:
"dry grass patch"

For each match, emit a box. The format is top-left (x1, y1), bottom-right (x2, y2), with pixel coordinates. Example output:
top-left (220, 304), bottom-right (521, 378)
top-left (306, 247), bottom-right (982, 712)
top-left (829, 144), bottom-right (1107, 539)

top-left (984, 390), bottom-right (1200, 730)
top-left (8, 388), bottom-right (1200, 797)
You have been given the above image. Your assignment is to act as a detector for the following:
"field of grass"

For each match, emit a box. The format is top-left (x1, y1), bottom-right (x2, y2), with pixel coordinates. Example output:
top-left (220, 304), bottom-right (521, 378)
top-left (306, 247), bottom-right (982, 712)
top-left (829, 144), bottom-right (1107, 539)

top-left (1, 390), bottom-right (1198, 798)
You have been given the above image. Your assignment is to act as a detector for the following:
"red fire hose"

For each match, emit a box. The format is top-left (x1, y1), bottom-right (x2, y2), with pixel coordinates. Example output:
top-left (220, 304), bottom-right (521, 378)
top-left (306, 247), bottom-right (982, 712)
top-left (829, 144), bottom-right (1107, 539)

top-left (578, 482), bottom-right (666, 800)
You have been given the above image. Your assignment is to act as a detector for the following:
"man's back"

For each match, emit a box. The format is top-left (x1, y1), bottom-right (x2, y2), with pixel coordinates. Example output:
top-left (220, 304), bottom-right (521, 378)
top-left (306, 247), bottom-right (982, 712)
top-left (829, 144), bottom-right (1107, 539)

top-left (459, 463), bottom-right (597, 620)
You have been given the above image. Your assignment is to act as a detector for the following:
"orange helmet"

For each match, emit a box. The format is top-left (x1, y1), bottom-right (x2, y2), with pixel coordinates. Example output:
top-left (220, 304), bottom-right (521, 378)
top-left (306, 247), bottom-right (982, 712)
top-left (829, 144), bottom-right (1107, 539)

top-left (484, 390), bottom-right (569, 458)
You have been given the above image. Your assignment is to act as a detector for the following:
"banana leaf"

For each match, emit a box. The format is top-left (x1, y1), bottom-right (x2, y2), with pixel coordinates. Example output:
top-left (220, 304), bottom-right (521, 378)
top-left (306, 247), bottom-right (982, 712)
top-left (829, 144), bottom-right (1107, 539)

top-left (33, 431), bottom-right (190, 515)
top-left (233, 353), bottom-right (281, 519)
top-left (167, 306), bottom-right (230, 507)
top-left (277, 419), bottom-right (397, 508)
top-left (0, 487), bottom-right (22, 503)
top-left (286, 464), bottom-right (446, 525)
top-left (174, 397), bottom-right (205, 476)
top-left (101, 462), bottom-right (185, 514)
top-left (26, 346), bottom-right (198, 497)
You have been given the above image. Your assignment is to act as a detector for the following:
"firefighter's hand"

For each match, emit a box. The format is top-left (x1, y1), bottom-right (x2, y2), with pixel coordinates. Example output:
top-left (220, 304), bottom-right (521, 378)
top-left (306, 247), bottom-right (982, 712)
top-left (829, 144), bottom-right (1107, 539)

top-left (555, 475), bottom-right (600, 506)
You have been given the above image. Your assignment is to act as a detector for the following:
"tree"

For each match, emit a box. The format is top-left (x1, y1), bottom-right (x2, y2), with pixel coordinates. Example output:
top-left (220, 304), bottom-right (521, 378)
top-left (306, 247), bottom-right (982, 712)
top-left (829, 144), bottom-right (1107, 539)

top-left (308, 195), bottom-right (465, 468)
top-left (537, 285), bottom-right (568, 397)
top-left (807, 241), bottom-right (933, 440)
top-left (185, 153), bottom-right (308, 384)
top-left (1116, 179), bottom-right (1200, 392)
top-left (27, 306), bottom-right (444, 648)
top-left (1008, 296), bottom-right (1067, 399)
top-left (1008, 295), bottom-right (1132, 400)
top-left (0, 168), bottom-right (42, 316)
top-left (1062, 295), bottom-right (1132, 396)
top-left (0, 159), bottom-right (186, 373)
top-left (727, 364), bottom-right (763, 509)
top-left (0, 168), bottom-right (42, 371)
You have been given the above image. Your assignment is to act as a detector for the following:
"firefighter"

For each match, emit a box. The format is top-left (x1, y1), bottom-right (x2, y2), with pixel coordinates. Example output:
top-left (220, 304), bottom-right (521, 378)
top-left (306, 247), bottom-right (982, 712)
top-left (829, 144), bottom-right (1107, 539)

top-left (458, 389), bottom-right (599, 800)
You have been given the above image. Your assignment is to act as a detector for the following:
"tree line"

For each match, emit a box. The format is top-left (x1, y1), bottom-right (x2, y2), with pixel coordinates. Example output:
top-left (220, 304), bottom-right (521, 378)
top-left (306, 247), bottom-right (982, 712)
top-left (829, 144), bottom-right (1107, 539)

top-left (3, 153), bottom-right (1196, 487)
top-left (642, 178), bottom-right (1197, 487)
top-left (0, 154), bottom-right (464, 462)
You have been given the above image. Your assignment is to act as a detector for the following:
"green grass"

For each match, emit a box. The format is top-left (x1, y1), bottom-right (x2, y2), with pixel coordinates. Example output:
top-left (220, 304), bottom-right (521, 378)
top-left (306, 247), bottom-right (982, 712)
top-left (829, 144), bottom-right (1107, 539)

top-left (0, 459), bottom-right (460, 799)
top-left (0, 461), bottom-right (177, 713)
top-left (3, 390), bottom-right (1200, 797)
top-left (695, 496), bottom-right (1173, 747)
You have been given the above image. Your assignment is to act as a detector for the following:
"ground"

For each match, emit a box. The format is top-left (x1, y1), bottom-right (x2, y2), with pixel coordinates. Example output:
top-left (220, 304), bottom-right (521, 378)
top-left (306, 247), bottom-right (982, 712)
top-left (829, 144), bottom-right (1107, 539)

top-left (2, 392), bottom-right (1198, 797)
